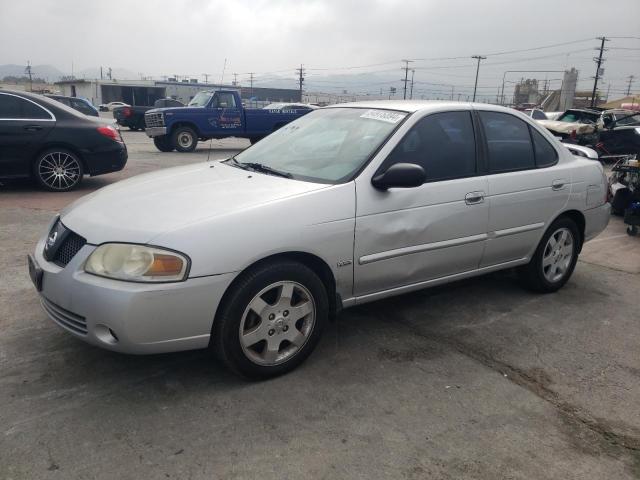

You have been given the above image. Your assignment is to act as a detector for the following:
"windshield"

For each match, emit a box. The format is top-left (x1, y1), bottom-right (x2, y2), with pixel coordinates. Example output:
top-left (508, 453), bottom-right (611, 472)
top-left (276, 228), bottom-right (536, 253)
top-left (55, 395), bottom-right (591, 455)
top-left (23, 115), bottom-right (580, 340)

top-left (231, 108), bottom-right (408, 184)
top-left (557, 110), bottom-right (600, 124)
top-left (615, 113), bottom-right (640, 126)
top-left (188, 91), bottom-right (213, 107)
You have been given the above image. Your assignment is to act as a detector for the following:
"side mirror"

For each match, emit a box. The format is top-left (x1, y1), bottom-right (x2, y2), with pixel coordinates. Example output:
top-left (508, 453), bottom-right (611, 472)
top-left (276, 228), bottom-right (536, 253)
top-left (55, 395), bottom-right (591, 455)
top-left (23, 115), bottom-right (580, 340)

top-left (371, 163), bottom-right (426, 190)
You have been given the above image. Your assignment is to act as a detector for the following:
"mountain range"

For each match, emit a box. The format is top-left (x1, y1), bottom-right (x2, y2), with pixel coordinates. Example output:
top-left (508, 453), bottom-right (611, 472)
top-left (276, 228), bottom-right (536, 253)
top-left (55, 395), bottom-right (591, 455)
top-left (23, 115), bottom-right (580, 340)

top-left (0, 64), bottom-right (138, 82)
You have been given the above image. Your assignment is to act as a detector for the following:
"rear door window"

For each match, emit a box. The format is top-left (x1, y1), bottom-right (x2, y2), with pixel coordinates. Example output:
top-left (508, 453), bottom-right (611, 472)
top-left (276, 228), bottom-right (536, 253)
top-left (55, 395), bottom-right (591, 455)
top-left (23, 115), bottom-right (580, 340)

top-left (479, 111), bottom-right (535, 173)
top-left (530, 127), bottom-right (558, 168)
top-left (0, 94), bottom-right (52, 119)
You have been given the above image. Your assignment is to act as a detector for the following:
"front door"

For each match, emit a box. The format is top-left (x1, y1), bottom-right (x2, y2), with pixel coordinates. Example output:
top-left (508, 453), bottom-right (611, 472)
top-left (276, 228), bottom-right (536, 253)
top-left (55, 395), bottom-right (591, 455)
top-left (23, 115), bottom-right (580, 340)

top-left (206, 92), bottom-right (243, 137)
top-left (353, 110), bottom-right (489, 298)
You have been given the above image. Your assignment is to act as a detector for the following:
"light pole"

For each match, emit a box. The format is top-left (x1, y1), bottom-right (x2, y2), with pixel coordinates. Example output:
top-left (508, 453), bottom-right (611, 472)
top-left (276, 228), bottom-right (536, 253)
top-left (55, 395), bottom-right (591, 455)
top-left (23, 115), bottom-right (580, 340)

top-left (471, 55), bottom-right (486, 102)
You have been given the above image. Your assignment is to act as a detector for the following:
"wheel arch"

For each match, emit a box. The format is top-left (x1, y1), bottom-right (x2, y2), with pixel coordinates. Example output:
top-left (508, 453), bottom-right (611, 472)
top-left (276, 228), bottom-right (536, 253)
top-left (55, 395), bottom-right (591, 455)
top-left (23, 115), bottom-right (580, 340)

top-left (169, 121), bottom-right (202, 138)
top-left (212, 251), bottom-right (340, 334)
top-left (552, 209), bottom-right (586, 251)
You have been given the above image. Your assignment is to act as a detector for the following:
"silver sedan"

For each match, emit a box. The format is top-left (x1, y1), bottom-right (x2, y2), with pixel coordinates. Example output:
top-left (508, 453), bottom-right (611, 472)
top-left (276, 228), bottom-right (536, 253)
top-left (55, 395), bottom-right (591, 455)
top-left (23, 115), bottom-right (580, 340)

top-left (29, 101), bottom-right (610, 378)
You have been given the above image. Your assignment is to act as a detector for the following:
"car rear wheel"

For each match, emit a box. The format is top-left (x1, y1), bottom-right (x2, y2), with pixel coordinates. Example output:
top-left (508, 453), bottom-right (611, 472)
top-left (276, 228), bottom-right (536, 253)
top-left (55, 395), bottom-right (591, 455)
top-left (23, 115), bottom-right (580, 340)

top-left (172, 126), bottom-right (198, 152)
top-left (213, 261), bottom-right (328, 379)
top-left (518, 217), bottom-right (580, 293)
top-left (34, 149), bottom-right (84, 192)
top-left (153, 136), bottom-right (174, 152)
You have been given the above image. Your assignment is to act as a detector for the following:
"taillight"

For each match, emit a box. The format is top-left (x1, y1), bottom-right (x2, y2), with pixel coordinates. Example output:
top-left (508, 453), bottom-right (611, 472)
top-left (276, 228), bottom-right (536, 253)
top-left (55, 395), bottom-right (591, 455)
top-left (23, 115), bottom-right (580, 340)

top-left (97, 125), bottom-right (121, 142)
top-left (570, 129), bottom-right (577, 140)
top-left (122, 107), bottom-right (132, 117)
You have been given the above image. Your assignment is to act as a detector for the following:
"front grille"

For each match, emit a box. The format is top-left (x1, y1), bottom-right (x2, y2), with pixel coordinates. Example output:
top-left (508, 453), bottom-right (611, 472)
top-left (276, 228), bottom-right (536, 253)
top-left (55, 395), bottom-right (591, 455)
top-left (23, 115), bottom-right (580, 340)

top-left (53, 231), bottom-right (86, 267)
top-left (145, 112), bottom-right (164, 128)
top-left (41, 297), bottom-right (87, 335)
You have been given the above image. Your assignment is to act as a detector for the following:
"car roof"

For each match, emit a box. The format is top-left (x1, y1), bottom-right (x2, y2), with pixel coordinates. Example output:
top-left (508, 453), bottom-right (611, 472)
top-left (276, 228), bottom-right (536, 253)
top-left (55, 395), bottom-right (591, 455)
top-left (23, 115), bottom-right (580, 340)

top-left (323, 100), bottom-right (518, 114)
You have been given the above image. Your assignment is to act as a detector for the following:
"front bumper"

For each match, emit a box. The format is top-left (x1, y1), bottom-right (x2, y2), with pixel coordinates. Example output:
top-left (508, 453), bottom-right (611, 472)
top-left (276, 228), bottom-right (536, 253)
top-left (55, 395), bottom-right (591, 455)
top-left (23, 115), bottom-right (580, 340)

top-left (145, 127), bottom-right (167, 138)
top-left (32, 234), bottom-right (236, 354)
top-left (584, 202), bottom-right (611, 242)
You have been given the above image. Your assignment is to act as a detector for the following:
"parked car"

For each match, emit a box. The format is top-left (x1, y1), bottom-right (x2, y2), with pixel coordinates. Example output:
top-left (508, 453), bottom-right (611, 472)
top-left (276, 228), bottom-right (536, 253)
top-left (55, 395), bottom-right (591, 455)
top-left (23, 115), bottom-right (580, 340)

top-left (45, 95), bottom-right (99, 117)
top-left (523, 108), bottom-right (547, 120)
top-left (536, 108), bottom-right (602, 139)
top-left (598, 111), bottom-right (640, 157)
top-left (113, 98), bottom-right (184, 131)
top-left (263, 102), bottom-right (318, 111)
top-left (144, 90), bottom-right (312, 151)
top-left (0, 90), bottom-right (127, 191)
top-left (99, 101), bottom-right (129, 112)
top-left (28, 101), bottom-right (609, 378)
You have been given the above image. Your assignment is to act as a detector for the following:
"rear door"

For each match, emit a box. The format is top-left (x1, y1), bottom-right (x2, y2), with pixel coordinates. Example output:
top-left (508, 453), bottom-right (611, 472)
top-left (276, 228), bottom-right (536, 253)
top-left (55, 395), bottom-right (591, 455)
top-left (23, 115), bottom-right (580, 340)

top-left (0, 93), bottom-right (55, 177)
top-left (477, 110), bottom-right (570, 267)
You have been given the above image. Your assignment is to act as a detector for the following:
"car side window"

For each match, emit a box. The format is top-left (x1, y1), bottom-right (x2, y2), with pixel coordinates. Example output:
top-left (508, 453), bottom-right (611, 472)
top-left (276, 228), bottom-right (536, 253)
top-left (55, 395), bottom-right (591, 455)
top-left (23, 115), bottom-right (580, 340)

top-left (71, 99), bottom-right (93, 115)
top-left (215, 93), bottom-right (236, 108)
top-left (380, 111), bottom-right (477, 182)
top-left (479, 111), bottom-right (535, 173)
top-left (0, 94), bottom-right (51, 120)
top-left (531, 109), bottom-right (546, 120)
top-left (529, 127), bottom-right (558, 168)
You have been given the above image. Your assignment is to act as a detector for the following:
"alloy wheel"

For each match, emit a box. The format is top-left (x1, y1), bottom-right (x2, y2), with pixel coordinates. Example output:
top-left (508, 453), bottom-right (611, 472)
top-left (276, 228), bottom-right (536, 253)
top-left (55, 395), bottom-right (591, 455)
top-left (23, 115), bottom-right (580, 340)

top-left (38, 152), bottom-right (82, 190)
top-left (542, 227), bottom-right (574, 283)
top-left (239, 281), bottom-right (316, 366)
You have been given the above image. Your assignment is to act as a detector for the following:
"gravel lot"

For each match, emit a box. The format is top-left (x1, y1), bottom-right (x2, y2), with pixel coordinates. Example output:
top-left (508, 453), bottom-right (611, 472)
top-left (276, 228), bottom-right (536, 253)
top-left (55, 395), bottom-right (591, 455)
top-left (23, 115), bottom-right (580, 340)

top-left (1, 129), bottom-right (639, 479)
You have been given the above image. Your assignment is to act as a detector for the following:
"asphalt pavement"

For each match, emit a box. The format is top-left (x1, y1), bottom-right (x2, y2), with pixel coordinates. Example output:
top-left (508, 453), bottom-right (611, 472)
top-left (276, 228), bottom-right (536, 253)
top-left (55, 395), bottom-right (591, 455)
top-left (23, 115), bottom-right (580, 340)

top-left (1, 129), bottom-right (639, 479)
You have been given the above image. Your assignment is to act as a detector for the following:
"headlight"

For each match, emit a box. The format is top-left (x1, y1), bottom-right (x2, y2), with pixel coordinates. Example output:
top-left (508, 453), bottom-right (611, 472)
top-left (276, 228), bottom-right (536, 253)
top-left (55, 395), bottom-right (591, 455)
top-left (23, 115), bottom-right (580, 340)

top-left (85, 243), bottom-right (189, 282)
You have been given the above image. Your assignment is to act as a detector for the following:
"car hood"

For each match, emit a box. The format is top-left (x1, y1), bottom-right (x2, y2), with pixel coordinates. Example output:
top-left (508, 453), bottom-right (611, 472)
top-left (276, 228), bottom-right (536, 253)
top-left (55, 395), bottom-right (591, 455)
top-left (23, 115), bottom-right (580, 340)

top-left (61, 162), bottom-right (329, 245)
top-left (537, 119), bottom-right (596, 135)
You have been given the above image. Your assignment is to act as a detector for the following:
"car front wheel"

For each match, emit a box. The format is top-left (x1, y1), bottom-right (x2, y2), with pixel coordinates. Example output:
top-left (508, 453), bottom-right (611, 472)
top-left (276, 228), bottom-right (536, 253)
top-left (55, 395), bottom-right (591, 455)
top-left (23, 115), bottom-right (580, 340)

top-left (213, 261), bottom-right (328, 379)
top-left (518, 217), bottom-right (580, 293)
top-left (34, 148), bottom-right (84, 192)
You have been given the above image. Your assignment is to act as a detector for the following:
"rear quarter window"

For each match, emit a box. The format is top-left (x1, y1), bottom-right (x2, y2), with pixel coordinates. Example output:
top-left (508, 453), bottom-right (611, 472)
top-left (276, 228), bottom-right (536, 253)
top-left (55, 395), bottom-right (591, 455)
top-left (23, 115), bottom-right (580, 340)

top-left (479, 111), bottom-right (535, 173)
top-left (530, 127), bottom-right (558, 168)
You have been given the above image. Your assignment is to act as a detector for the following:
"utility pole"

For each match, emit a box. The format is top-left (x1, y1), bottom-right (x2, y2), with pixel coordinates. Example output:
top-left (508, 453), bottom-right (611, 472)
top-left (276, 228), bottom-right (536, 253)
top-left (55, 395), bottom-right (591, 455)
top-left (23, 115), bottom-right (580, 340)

top-left (451, 85), bottom-right (454, 101)
top-left (100, 66), bottom-right (103, 80)
top-left (471, 55), bottom-right (486, 102)
top-left (107, 67), bottom-right (112, 80)
top-left (401, 59), bottom-right (413, 99)
top-left (248, 72), bottom-right (254, 98)
top-left (590, 36), bottom-right (608, 107)
top-left (232, 73), bottom-right (238, 86)
top-left (296, 64), bottom-right (305, 100)
top-left (202, 73), bottom-right (210, 83)
top-left (409, 69), bottom-right (415, 99)
top-left (25, 61), bottom-right (33, 92)
top-left (626, 75), bottom-right (635, 96)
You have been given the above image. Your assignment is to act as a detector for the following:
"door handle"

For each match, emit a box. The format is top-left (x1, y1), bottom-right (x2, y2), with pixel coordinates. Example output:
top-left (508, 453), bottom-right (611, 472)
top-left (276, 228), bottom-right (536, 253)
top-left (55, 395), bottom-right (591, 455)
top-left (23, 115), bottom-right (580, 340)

top-left (465, 191), bottom-right (485, 205)
top-left (551, 180), bottom-right (566, 191)
top-left (23, 125), bottom-right (42, 132)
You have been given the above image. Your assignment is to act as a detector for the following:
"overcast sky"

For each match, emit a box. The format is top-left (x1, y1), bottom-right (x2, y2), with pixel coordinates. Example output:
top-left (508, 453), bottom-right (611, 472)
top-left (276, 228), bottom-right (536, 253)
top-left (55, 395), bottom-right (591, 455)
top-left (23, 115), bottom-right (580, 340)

top-left (1, 0), bottom-right (639, 99)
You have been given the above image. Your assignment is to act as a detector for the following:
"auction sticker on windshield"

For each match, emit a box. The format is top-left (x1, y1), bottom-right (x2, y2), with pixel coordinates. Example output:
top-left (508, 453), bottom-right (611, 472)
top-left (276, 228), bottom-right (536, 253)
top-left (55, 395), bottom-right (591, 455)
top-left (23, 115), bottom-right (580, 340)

top-left (360, 110), bottom-right (406, 124)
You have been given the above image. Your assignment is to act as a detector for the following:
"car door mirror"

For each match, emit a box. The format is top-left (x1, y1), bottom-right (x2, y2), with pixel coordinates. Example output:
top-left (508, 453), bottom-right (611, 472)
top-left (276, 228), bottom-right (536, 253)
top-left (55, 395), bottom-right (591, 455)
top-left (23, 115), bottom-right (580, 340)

top-left (371, 163), bottom-right (427, 190)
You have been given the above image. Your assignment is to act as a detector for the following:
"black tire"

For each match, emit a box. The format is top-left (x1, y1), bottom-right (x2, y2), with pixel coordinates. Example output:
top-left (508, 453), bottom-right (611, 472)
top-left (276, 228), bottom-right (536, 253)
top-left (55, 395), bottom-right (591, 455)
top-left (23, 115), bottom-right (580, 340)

top-left (212, 261), bottom-right (328, 379)
top-left (518, 217), bottom-right (581, 293)
top-left (171, 126), bottom-right (198, 153)
top-left (627, 225), bottom-right (638, 236)
top-left (129, 126), bottom-right (139, 131)
top-left (249, 137), bottom-right (263, 145)
top-left (153, 136), bottom-right (174, 152)
top-left (33, 148), bottom-right (84, 192)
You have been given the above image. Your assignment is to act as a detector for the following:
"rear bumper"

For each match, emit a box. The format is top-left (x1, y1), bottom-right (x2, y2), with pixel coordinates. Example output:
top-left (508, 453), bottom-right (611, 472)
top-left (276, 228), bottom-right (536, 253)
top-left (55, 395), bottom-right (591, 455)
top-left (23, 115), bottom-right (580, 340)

top-left (83, 143), bottom-right (128, 176)
top-left (584, 203), bottom-right (611, 242)
top-left (145, 127), bottom-right (167, 137)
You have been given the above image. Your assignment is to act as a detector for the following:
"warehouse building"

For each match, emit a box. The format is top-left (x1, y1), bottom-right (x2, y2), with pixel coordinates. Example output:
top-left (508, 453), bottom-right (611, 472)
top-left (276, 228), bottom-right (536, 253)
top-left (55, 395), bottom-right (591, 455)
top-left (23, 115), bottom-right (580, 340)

top-left (54, 79), bottom-right (301, 107)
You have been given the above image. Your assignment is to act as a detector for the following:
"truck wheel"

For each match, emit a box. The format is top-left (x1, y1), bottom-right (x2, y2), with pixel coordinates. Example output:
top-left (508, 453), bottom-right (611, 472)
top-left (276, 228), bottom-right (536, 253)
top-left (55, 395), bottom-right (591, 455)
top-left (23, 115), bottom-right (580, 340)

top-left (172, 126), bottom-right (198, 153)
top-left (153, 136), bottom-right (174, 152)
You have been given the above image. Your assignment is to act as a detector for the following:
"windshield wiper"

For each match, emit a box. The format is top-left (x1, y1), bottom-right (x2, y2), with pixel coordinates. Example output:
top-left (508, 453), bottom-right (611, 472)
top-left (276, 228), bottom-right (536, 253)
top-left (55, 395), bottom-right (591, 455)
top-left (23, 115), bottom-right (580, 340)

top-left (238, 162), bottom-right (293, 179)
